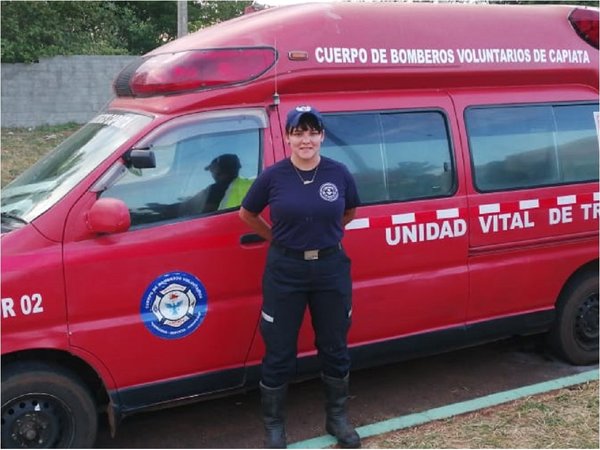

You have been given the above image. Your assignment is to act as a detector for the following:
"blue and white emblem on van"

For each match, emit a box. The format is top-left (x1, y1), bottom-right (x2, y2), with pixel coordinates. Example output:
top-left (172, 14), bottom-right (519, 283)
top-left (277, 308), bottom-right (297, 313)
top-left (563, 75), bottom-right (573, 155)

top-left (140, 271), bottom-right (208, 339)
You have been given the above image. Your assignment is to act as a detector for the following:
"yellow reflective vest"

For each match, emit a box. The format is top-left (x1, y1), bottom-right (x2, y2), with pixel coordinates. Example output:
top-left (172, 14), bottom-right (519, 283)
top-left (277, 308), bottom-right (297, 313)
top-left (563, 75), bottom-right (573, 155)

top-left (219, 177), bottom-right (253, 209)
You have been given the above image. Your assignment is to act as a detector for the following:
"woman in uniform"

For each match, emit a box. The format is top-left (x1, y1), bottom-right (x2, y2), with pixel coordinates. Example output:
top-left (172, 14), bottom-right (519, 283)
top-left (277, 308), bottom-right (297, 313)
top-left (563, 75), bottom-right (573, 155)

top-left (239, 105), bottom-right (361, 449)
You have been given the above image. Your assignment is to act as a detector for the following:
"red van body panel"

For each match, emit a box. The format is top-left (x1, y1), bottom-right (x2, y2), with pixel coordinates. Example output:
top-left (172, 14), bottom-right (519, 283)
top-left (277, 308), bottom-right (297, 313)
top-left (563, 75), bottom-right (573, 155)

top-left (1, 226), bottom-right (67, 352)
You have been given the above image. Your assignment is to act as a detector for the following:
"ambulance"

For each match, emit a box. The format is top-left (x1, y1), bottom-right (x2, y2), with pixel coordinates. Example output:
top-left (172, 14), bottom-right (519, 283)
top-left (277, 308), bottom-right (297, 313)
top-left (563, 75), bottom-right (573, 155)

top-left (1, 2), bottom-right (598, 447)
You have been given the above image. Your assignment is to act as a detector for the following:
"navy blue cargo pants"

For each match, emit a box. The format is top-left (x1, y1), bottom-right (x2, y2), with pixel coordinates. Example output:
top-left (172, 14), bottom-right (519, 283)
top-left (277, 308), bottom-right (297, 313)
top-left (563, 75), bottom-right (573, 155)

top-left (260, 244), bottom-right (353, 388)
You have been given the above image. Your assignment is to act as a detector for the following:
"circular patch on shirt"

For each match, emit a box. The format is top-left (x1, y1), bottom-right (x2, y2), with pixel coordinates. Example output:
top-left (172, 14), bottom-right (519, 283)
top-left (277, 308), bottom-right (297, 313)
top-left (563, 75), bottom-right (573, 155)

top-left (319, 182), bottom-right (339, 202)
top-left (140, 271), bottom-right (208, 339)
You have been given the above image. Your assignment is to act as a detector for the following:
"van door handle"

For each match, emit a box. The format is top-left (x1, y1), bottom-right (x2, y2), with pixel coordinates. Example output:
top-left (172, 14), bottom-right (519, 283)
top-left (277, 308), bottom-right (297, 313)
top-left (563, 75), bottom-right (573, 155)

top-left (240, 233), bottom-right (266, 245)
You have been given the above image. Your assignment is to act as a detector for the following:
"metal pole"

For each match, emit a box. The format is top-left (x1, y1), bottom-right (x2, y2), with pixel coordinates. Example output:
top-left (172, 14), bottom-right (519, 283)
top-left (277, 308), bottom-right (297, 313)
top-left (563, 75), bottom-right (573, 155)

top-left (177, 0), bottom-right (188, 38)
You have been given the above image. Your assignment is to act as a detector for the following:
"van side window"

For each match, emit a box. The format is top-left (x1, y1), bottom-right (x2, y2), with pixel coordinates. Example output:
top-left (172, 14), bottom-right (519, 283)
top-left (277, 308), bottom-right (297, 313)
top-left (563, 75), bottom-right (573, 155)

top-left (100, 114), bottom-right (263, 228)
top-left (322, 111), bottom-right (454, 204)
top-left (466, 103), bottom-right (599, 192)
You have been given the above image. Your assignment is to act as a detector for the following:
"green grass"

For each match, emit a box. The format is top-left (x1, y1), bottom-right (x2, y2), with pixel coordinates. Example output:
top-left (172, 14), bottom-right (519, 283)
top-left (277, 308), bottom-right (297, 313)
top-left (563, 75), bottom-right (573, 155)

top-left (1, 123), bottom-right (81, 186)
top-left (363, 381), bottom-right (599, 449)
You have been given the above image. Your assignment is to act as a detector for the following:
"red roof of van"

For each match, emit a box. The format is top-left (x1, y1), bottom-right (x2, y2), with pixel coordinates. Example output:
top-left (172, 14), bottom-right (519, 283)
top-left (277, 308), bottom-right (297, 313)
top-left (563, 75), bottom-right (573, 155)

top-left (111, 2), bottom-right (598, 112)
top-left (158, 3), bottom-right (594, 53)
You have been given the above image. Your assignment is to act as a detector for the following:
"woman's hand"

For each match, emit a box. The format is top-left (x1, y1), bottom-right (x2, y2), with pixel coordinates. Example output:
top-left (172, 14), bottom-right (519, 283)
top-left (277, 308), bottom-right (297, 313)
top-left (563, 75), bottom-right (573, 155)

top-left (239, 207), bottom-right (273, 242)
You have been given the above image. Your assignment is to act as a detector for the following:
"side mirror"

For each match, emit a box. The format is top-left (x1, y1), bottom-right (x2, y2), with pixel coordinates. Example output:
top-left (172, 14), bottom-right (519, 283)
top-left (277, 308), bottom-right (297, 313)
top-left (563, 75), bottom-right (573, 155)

top-left (86, 198), bottom-right (131, 234)
top-left (125, 149), bottom-right (156, 169)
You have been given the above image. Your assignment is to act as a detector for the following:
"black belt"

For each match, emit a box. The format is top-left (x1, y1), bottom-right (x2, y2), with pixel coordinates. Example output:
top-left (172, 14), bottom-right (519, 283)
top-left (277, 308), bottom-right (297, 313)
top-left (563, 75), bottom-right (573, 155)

top-left (271, 242), bottom-right (342, 260)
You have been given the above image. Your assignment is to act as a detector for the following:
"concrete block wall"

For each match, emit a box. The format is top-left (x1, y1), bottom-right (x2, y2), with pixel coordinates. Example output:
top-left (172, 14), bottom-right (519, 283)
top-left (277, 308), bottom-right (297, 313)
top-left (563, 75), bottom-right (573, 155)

top-left (1, 55), bottom-right (138, 128)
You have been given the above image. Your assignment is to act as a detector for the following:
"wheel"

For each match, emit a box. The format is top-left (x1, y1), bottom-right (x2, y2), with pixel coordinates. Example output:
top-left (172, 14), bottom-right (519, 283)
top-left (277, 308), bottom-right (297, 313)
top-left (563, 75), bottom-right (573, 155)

top-left (549, 272), bottom-right (599, 365)
top-left (1, 361), bottom-right (98, 448)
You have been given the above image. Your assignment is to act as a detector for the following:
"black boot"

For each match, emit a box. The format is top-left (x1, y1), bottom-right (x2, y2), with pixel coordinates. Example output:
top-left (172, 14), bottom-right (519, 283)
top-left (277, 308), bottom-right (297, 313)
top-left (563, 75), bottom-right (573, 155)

top-left (260, 381), bottom-right (288, 448)
top-left (322, 373), bottom-right (361, 448)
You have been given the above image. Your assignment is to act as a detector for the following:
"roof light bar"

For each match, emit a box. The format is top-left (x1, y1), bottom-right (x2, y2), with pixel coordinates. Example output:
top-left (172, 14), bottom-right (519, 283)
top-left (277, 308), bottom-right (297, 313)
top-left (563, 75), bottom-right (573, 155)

top-left (114, 47), bottom-right (277, 98)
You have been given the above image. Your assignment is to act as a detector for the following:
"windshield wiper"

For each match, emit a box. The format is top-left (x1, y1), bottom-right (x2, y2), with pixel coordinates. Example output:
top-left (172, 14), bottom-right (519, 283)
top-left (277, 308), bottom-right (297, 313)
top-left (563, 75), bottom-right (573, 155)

top-left (1, 212), bottom-right (28, 225)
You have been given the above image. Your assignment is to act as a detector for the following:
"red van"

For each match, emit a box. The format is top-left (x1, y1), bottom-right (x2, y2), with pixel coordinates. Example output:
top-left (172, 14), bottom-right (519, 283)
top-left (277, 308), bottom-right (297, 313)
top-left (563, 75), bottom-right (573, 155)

top-left (1, 2), bottom-right (598, 447)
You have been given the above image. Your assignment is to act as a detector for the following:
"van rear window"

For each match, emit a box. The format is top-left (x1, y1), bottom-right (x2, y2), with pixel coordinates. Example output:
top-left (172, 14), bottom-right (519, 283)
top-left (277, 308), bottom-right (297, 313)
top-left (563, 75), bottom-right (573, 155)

top-left (322, 110), bottom-right (455, 204)
top-left (466, 103), bottom-right (599, 192)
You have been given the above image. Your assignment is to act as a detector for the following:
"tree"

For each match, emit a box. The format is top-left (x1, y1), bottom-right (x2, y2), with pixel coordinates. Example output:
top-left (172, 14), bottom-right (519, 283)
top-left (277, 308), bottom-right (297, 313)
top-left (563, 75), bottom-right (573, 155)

top-left (115, 1), bottom-right (252, 55)
top-left (1, 1), bottom-right (127, 63)
top-left (1, 1), bottom-right (251, 63)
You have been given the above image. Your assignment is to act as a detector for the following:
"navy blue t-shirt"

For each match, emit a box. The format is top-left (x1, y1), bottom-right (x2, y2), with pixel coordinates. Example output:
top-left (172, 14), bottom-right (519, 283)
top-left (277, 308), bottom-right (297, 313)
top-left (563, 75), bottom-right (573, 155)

top-left (242, 156), bottom-right (360, 250)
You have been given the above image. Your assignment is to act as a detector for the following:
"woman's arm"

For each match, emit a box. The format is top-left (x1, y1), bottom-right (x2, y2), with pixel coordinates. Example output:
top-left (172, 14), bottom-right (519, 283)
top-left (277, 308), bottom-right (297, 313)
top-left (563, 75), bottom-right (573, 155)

top-left (342, 208), bottom-right (357, 227)
top-left (239, 207), bottom-right (273, 242)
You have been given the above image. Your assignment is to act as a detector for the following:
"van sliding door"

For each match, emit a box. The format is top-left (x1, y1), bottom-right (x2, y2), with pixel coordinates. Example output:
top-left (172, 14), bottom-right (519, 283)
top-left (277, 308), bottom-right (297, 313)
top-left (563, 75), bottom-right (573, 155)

top-left (452, 87), bottom-right (599, 332)
top-left (278, 92), bottom-right (470, 370)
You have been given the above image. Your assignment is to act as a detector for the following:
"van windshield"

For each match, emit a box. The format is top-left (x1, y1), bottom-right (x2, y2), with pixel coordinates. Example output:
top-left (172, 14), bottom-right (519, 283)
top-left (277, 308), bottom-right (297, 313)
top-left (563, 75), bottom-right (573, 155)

top-left (1, 112), bottom-right (152, 226)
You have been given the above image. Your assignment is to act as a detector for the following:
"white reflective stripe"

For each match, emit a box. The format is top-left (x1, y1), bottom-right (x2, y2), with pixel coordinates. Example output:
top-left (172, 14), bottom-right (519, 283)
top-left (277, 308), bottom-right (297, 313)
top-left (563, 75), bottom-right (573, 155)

top-left (436, 208), bottom-right (459, 219)
top-left (261, 311), bottom-right (274, 323)
top-left (392, 213), bottom-right (416, 225)
top-left (348, 308), bottom-right (352, 318)
top-left (479, 203), bottom-right (500, 214)
top-left (345, 218), bottom-right (370, 230)
top-left (594, 192), bottom-right (600, 202)
top-left (557, 195), bottom-right (577, 205)
top-left (519, 199), bottom-right (539, 210)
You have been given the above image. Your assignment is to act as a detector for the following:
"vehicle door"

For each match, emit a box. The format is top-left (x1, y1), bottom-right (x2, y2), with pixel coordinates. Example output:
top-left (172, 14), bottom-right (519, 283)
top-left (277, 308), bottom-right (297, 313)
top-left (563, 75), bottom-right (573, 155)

top-left (278, 92), bottom-right (470, 369)
top-left (62, 108), bottom-right (273, 397)
top-left (451, 87), bottom-right (599, 324)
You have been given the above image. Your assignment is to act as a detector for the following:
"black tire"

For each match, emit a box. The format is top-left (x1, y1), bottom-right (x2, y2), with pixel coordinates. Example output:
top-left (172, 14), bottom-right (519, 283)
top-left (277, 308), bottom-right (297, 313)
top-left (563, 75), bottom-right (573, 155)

top-left (1, 361), bottom-right (98, 448)
top-left (549, 272), bottom-right (599, 365)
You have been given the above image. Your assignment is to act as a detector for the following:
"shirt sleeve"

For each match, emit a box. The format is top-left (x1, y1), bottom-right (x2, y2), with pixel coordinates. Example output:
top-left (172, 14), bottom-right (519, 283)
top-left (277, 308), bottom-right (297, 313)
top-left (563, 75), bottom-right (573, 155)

top-left (241, 169), bottom-right (271, 213)
top-left (343, 166), bottom-right (360, 210)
